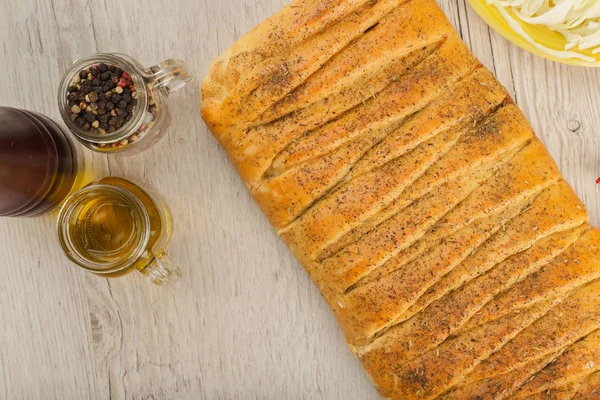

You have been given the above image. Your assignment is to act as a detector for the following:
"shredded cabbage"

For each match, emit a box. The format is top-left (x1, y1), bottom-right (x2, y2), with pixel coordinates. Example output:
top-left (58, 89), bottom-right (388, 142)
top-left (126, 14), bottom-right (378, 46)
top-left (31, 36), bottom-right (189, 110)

top-left (485, 0), bottom-right (600, 62)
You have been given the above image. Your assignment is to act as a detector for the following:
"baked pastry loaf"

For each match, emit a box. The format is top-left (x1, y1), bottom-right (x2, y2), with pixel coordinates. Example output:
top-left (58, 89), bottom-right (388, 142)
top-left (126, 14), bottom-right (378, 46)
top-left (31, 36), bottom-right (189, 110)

top-left (201, 0), bottom-right (600, 398)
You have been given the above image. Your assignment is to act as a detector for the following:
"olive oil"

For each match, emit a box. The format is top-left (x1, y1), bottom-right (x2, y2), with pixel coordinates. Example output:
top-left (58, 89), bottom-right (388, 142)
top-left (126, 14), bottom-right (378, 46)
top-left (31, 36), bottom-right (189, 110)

top-left (58, 177), bottom-right (176, 281)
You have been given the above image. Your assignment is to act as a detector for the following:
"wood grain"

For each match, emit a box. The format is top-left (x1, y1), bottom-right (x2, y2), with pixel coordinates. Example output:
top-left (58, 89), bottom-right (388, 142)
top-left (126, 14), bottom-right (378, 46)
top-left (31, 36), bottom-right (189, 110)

top-left (0, 0), bottom-right (598, 399)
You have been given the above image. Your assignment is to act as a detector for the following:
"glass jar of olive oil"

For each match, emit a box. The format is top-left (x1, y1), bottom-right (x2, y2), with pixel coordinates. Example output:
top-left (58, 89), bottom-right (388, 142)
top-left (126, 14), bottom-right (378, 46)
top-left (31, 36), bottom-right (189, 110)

top-left (57, 177), bottom-right (181, 285)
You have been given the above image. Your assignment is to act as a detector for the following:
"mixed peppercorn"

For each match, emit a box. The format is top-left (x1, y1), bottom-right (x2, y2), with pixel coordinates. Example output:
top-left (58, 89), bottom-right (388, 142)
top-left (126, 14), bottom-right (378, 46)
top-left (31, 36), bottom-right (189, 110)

top-left (66, 63), bottom-right (159, 149)
top-left (67, 64), bottom-right (138, 134)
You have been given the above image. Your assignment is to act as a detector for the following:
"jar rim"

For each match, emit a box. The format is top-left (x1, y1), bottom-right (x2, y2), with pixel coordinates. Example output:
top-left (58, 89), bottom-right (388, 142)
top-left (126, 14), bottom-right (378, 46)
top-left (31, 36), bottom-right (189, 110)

top-left (57, 53), bottom-right (149, 145)
top-left (57, 183), bottom-right (151, 273)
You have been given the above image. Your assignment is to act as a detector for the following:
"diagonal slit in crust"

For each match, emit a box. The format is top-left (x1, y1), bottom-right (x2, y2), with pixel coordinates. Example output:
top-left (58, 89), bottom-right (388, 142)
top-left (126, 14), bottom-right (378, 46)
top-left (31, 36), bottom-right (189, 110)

top-left (280, 103), bottom-right (531, 266)
top-left (399, 179), bottom-right (589, 322)
top-left (265, 35), bottom-right (479, 178)
top-left (352, 224), bottom-right (587, 363)
top-left (258, 40), bottom-right (450, 183)
top-left (363, 21), bottom-right (380, 33)
top-left (253, 0), bottom-right (455, 127)
top-left (364, 294), bottom-right (566, 399)
top-left (345, 74), bottom-right (511, 182)
top-left (225, 0), bottom-right (404, 127)
top-left (461, 276), bottom-right (600, 386)
top-left (211, 0), bottom-right (383, 96)
top-left (318, 107), bottom-right (540, 296)
top-left (201, 0), bottom-right (384, 122)
top-left (459, 226), bottom-right (600, 334)
top-left (510, 329), bottom-right (600, 399)
top-left (438, 348), bottom-right (567, 399)
top-left (279, 120), bottom-right (465, 264)
top-left (321, 130), bottom-right (520, 280)
top-left (260, 42), bottom-right (444, 181)
top-left (345, 169), bottom-right (564, 299)
top-left (337, 149), bottom-right (523, 295)
top-left (229, 39), bottom-right (444, 188)
top-left (370, 278), bottom-right (600, 398)
top-left (205, 0), bottom-right (405, 150)
top-left (255, 66), bottom-right (505, 231)
top-left (514, 372), bottom-right (595, 399)
top-left (314, 100), bottom-right (522, 261)
top-left (334, 186), bottom-right (541, 345)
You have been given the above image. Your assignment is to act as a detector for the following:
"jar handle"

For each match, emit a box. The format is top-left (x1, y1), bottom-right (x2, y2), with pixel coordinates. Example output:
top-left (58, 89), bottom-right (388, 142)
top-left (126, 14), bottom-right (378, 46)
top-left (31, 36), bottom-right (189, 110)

top-left (144, 59), bottom-right (193, 96)
top-left (138, 252), bottom-right (182, 286)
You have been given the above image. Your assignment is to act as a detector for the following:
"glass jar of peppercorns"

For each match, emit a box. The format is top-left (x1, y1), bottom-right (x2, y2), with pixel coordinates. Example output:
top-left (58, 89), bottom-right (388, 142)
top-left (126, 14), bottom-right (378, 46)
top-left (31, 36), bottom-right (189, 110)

top-left (58, 53), bottom-right (192, 154)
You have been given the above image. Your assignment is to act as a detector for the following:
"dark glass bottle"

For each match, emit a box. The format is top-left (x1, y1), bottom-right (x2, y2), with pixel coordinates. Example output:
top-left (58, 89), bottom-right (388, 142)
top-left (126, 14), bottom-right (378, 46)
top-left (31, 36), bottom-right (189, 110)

top-left (0, 107), bottom-right (84, 217)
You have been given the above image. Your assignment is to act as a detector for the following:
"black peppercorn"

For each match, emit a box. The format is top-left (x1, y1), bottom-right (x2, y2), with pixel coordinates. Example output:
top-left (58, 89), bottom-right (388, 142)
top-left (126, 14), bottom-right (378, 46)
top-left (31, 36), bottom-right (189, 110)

top-left (67, 63), bottom-right (142, 137)
top-left (84, 112), bottom-right (96, 122)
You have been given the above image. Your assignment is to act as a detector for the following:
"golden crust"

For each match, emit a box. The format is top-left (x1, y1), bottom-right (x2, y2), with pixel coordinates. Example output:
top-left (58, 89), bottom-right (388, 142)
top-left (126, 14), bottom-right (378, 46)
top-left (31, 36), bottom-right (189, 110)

top-left (200, 0), bottom-right (599, 398)
top-left (463, 277), bottom-right (600, 385)
top-left (356, 225), bottom-right (587, 360)
top-left (439, 350), bottom-right (563, 399)
top-left (512, 329), bottom-right (600, 399)
top-left (572, 371), bottom-right (600, 400)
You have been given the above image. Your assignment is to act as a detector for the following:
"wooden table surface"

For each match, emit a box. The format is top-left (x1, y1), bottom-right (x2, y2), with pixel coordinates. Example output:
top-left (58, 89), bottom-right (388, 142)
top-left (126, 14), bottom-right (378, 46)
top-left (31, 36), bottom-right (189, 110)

top-left (1, 1), bottom-right (599, 399)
